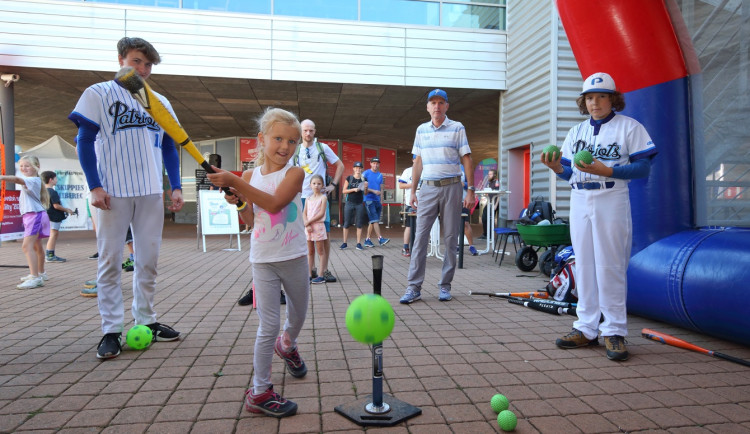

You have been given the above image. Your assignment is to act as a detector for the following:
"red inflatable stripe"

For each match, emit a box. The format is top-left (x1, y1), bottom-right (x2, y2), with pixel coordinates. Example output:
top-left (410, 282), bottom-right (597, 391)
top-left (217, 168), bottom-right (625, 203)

top-left (556, 0), bottom-right (687, 93)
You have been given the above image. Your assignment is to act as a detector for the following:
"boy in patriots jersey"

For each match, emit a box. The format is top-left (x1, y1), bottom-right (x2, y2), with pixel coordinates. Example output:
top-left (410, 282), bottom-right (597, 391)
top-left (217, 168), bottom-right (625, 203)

top-left (541, 72), bottom-right (657, 361)
top-left (69, 37), bottom-right (184, 360)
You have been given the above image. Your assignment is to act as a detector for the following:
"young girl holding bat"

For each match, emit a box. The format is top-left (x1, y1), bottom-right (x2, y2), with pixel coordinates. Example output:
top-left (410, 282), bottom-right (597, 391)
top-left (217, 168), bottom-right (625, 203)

top-left (303, 174), bottom-right (328, 284)
top-left (1, 155), bottom-right (51, 289)
top-left (207, 107), bottom-right (308, 418)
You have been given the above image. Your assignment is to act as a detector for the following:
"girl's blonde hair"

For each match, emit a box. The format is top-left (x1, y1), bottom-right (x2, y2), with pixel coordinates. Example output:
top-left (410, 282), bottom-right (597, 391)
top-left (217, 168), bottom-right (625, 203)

top-left (254, 107), bottom-right (301, 166)
top-left (19, 155), bottom-right (50, 208)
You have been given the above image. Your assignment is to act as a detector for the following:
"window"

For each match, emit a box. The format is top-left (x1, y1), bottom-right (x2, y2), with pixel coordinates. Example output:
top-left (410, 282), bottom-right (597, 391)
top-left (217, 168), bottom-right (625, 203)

top-left (442, 2), bottom-right (505, 30)
top-left (361, 0), bottom-right (440, 26)
top-left (182, 0), bottom-right (270, 14)
top-left (273, 0), bottom-right (358, 21)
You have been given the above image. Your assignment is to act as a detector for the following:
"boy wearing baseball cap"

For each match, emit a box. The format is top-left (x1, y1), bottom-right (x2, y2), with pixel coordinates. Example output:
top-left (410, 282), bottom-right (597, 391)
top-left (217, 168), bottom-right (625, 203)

top-left (540, 72), bottom-right (658, 361)
top-left (340, 161), bottom-right (368, 250)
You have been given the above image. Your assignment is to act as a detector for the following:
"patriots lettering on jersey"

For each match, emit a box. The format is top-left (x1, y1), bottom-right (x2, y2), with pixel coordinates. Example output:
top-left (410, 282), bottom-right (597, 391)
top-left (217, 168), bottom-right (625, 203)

top-left (109, 101), bottom-right (160, 135)
top-left (572, 140), bottom-right (622, 161)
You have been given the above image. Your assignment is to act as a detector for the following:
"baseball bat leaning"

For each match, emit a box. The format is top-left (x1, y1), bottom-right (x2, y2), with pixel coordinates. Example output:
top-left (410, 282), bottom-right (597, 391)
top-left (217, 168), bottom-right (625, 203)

top-left (507, 297), bottom-right (577, 316)
top-left (113, 66), bottom-right (246, 210)
top-left (469, 291), bottom-right (549, 299)
top-left (641, 328), bottom-right (750, 367)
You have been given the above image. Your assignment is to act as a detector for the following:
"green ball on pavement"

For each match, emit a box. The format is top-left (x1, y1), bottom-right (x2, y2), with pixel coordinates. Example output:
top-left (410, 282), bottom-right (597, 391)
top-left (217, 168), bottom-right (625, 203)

top-left (574, 150), bottom-right (593, 168)
top-left (345, 294), bottom-right (395, 344)
top-left (126, 325), bottom-right (153, 350)
top-left (498, 410), bottom-right (517, 431)
top-left (490, 393), bottom-right (509, 413)
top-left (542, 145), bottom-right (561, 162)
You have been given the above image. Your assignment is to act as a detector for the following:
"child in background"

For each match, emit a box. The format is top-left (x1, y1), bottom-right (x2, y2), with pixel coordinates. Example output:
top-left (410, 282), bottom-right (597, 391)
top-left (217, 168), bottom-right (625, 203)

top-left (1, 155), bottom-right (51, 289)
top-left (303, 174), bottom-right (328, 284)
top-left (207, 107), bottom-right (309, 418)
top-left (42, 170), bottom-right (75, 263)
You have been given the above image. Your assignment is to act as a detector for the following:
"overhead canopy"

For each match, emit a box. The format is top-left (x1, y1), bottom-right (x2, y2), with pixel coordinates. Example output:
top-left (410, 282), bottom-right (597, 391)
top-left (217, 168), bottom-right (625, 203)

top-left (20, 135), bottom-right (77, 161)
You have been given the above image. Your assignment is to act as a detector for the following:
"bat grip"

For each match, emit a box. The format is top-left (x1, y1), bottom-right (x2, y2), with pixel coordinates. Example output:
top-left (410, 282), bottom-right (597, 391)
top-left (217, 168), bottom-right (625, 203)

top-left (201, 161), bottom-right (246, 210)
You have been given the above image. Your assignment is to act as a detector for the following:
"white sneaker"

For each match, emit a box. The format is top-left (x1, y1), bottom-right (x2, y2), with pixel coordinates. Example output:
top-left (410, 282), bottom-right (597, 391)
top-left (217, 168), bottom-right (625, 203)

top-left (20, 272), bottom-right (48, 282)
top-left (17, 276), bottom-right (44, 289)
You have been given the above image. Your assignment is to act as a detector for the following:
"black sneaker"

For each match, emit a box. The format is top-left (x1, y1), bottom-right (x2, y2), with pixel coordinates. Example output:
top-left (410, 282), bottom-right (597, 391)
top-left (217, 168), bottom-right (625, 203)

top-left (96, 333), bottom-right (122, 360)
top-left (322, 270), bottom-right (337, 283)
top-left (122, 258), bottom-right (134, 272)
top-left (238, 288), bottom-right (253, 306)
top-left (274, 336), bottom-right (307, 378)
top-left (89, 252), bottom-right (99, 260)
top-left (244, 386), bottom-right (297, 418)
top-left (147, 323), bottom-right (180, 342)
top-left (280, 291), bottom-right (286, 305)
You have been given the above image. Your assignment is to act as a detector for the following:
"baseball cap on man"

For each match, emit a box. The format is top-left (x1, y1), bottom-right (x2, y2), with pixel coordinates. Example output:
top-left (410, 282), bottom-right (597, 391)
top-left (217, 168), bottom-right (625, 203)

top-left (581, 72), bottom-right (616, 94)
top-left (371, 157), bottom-right (380, 163)
top-left (428, 88), bottom-right (448, 102)
top-left (353, 161), bottom-right (363, 167)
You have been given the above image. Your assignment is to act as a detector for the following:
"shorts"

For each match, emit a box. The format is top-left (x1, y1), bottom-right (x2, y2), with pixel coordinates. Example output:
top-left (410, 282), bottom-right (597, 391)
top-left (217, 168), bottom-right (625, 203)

top-left (365, 200), bottom-right (382, 224)
top-left (404, 206), bottom-right (415, 227)
top-left (126, 227), bottom-right (133, 244)
top-left (23, 211), bottom-right (50, 238)
top-left (343, 201), bottom-right (367, 228)
top-left (307, 222), bottom-right (327, 242)
top-left (50, 221), bottom-right (62, 231)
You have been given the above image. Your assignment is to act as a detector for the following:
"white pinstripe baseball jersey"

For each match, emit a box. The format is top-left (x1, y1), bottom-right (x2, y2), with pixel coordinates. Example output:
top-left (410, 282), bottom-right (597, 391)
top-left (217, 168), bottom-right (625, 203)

top-left (561, 113), bottom-right (656, 187)
top-left (69, 80), bottom-right (175, 197)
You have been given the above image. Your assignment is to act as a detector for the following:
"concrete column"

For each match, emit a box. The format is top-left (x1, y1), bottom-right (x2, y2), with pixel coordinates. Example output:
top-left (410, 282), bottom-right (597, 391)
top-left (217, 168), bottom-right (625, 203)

top-left (0, 75), bottom-right (16, 183)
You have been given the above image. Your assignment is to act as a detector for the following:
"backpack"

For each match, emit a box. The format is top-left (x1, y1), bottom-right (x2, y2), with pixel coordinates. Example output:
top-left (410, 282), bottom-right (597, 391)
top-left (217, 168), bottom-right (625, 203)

top-left (519, 196), bottom-right (555, 224)
top-left (292, 139), bottom-right (328, 167)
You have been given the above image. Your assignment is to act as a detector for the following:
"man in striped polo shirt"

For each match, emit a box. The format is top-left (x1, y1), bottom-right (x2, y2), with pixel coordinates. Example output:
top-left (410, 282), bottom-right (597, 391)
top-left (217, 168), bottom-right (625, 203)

top-left (400, 89), bottom-right (475, 304)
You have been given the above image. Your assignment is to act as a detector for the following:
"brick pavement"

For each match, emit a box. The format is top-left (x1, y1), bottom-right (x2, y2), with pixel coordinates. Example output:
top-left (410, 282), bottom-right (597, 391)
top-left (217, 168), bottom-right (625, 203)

top-left (1, 223), bottom-right (750, 433)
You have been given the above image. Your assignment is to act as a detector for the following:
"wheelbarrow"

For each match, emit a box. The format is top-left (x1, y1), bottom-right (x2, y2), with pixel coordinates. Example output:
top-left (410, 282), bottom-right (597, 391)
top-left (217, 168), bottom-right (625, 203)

top-left (515, 224), bottom-right (571, 276)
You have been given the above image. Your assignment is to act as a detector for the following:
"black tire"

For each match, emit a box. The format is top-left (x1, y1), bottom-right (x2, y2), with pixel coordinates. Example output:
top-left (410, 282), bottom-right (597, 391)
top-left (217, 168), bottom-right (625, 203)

top-left (539, 249), bottom-right (555, 276)
top-left (515, 246), bottom-right (538, 271)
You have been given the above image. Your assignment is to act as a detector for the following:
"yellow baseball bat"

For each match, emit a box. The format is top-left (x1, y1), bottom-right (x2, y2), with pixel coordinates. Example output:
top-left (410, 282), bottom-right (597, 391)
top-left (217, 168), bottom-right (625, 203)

top-left (114, 66), bottom-right (246, 210)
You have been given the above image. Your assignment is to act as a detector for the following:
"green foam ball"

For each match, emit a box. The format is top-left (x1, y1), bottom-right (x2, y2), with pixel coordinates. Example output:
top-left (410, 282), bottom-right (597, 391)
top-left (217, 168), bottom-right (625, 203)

top-left (574, 150), bottom-right (593, 168)
top-left (491, 394), bottom-right (509, 413)
top-left (345, 294), bottom-right (395, 344)
top-left (542, 145), bottom-right (560, 162)
top-left (498, 410), bottom-right (517, 431)
top-left (126, 325), bottom-right (153, 350)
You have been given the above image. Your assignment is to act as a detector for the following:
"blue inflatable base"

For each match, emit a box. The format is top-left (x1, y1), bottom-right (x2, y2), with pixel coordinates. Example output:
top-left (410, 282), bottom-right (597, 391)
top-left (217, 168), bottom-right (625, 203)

top-left (628, 227), bottom-right (750, 346)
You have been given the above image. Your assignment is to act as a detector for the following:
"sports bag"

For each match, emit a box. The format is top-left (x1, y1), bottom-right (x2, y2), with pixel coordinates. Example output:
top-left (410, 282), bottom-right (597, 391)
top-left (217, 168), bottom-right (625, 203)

top-left (545, 246), bottom-right (577, 302)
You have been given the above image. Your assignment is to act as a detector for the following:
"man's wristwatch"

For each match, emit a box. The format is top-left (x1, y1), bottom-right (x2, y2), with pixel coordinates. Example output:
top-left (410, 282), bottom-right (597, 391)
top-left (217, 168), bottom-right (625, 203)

top-left (331, 182), bottom-right (338, 188)
top-left (467, 186), bottom-right (476, 191)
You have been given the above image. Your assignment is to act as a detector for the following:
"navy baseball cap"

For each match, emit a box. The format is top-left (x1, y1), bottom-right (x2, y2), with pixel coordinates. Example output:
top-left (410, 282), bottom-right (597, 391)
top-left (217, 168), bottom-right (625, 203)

top-left (353, 161), bottom-right (363, 167)
top-left (371, 157), bottom-right (380, 163)
top-left (581, 72), bottom-right (616, 94)
top-left (428, 88), bottom-right (448, 102)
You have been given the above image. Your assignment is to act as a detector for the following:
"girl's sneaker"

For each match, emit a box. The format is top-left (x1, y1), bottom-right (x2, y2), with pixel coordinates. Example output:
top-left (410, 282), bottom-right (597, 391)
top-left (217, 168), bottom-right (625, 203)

top-left (20, 272), bottom-right (48, 281)
top-left (244, 386), bottom-right (298, 418)
top-left (274, 336), bottom-right (307, 378)
top-left (311, 276), bottom-right (325, 284)
top-left (17, 276), bottom-right (44, 289)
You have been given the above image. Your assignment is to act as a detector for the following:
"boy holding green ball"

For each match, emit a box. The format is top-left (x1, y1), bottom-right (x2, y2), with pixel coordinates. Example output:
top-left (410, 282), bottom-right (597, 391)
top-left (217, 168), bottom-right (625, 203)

top-left (540, 72), bottom-right (657, 361)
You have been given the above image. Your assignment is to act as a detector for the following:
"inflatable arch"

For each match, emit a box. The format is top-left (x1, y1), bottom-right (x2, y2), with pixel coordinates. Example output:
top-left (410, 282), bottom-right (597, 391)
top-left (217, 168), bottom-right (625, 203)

top-left (556, 0), bottom-right (750, 345)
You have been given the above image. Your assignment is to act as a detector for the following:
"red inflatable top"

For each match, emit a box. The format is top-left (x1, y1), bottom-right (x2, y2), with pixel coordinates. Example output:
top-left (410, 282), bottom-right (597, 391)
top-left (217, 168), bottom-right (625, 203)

top-left (556, 0), bottom-right (688, 93)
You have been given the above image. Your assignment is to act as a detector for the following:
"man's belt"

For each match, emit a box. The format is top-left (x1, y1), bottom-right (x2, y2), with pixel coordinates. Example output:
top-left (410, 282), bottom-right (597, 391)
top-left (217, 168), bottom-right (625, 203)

top-left (423, 176), bottom-right (461, 187)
